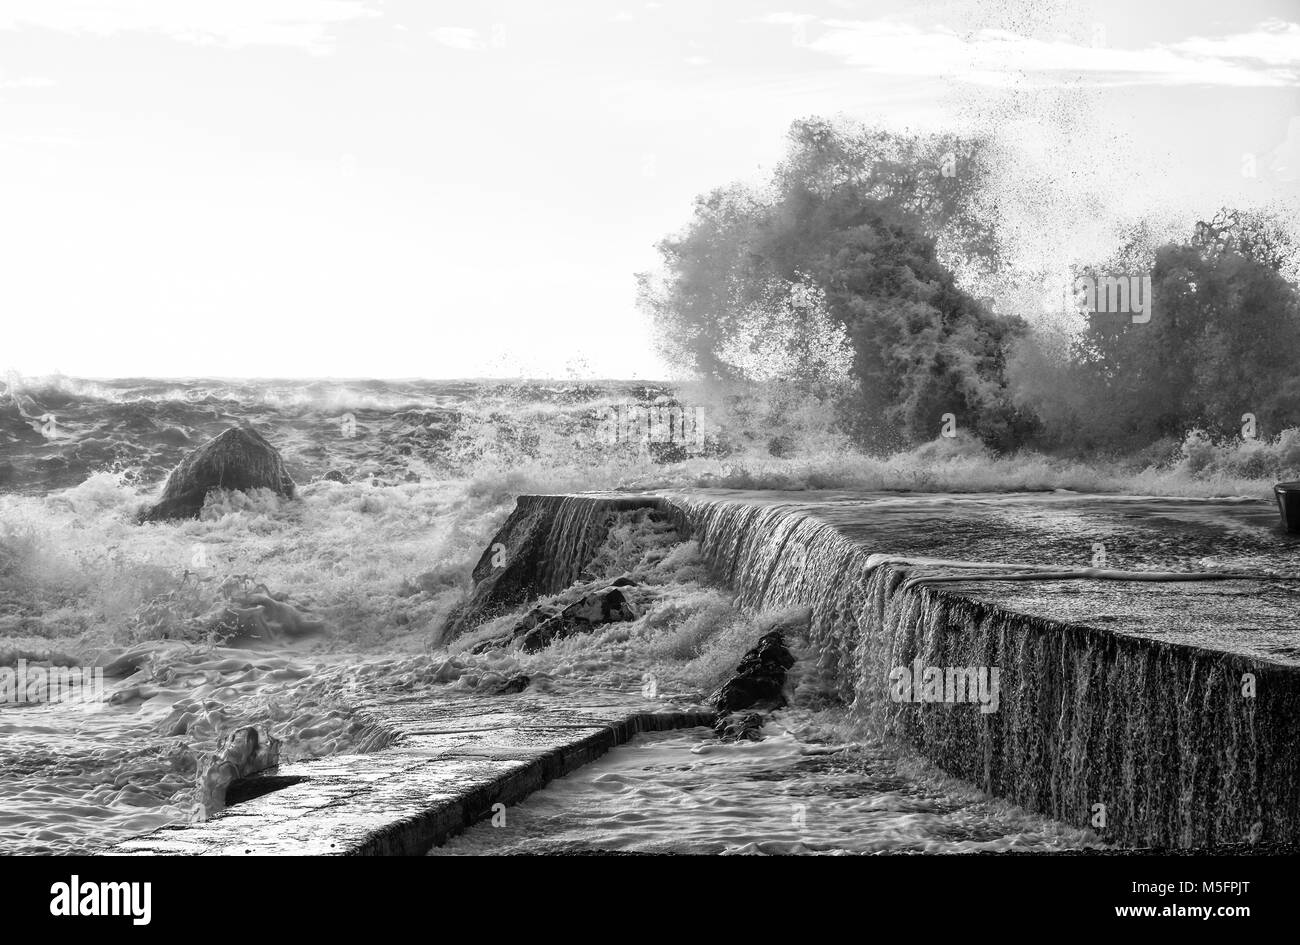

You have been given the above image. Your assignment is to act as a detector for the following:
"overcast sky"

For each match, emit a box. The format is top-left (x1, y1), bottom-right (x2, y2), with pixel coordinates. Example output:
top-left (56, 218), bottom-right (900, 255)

top-left (1, 0), bottom-right (1296, 380)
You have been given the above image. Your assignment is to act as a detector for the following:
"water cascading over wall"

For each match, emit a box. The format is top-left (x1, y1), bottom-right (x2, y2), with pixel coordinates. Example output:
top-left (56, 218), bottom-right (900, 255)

top-left (459, 492), bottom-right (1300, 848)
top-left (446, 494), bottom-right (675, 636)
top-left (665, 492), bottom-right (1300, 850)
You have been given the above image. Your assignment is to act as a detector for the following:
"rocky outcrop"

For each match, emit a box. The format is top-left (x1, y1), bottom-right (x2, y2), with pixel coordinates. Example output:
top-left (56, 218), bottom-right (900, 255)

top-left (137, 426), bottom-right (296, 522)
top-left (710, 631), bottom-right (795, 742)
top-left (710, 631), bottom-right (795, 714)
top-left (474, 582), bottom-right (640, 653)
top-left (520, 586), bottom-right (638, 652)
top-left (714, 711), bottom-right (765, 742)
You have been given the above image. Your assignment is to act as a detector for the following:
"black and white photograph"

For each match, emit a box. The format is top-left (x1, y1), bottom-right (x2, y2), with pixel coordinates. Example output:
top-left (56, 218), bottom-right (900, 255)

top-left (1, 0), bottom-right (1296, 922)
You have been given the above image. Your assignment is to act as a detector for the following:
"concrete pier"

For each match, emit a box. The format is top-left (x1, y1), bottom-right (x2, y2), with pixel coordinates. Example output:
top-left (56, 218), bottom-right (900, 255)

top-left (664, 489), bottom-right (1300, 848)
top-left (114, 692), bottom-right (712, 856)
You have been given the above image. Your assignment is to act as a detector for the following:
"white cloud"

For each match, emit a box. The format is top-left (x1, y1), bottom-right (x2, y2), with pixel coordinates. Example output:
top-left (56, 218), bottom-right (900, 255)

top-left (1169, 18), bottom-right (1300, 67)
top-left (0, 0), bottom-right (380, 54)
top-left (760, 15), bottom-right (1300, 88)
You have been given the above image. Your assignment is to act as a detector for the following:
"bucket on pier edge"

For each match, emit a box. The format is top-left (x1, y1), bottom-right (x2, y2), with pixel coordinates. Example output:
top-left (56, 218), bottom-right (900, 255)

top-left (1275, 481), bottom-right (1300, 532)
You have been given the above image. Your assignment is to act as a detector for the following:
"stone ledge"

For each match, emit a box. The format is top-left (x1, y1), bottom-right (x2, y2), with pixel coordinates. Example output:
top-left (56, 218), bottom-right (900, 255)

top-left (112, 697), bottom-right (713, 856)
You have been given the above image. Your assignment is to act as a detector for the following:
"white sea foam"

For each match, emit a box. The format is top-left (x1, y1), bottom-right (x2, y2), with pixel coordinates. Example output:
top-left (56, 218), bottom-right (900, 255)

top-left (430, 722), bottom-right (1099, 855)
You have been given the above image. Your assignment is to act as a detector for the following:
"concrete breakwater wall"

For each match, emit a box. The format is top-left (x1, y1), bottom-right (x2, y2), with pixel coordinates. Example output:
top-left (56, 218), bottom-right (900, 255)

top-left (447, 493), bottom-right (678, 636)
top-left (493, 491), bottom-right (1300, 849)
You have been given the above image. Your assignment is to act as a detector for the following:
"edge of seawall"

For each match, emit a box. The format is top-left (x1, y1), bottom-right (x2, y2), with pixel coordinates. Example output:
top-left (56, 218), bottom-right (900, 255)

top-left (114, 694), bottom-right (714, 856)
top-left (478, 490), bottom-right (1300, 849)
top-left (660, 489), bottom-right (1300, 849)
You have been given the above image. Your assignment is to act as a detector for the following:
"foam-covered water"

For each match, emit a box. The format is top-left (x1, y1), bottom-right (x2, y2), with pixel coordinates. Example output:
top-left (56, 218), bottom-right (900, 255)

top-left (431, 720), bottom-right (1097, 855)
top-left (0, 374), bottom-right (682, 495)
top-left (0, 649), bottom-right (390, 853)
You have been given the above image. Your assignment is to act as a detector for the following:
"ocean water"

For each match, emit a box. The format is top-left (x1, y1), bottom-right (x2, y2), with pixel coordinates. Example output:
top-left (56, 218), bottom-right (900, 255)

top-left (431, 723), bottom-right (1097, 855)
top-left (1, 375), bottom-right (704, 852)
top-left (0, 374), bottom-right (1107, 854)
top-left (0, 374), bottom-right (683, 495)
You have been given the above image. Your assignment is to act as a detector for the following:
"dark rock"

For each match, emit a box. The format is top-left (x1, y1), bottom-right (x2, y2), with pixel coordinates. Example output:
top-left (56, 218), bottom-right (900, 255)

top-left (518, 615), bottom-right (568, 652)
top-left (138, 427), bottom-right (296, 523)
top-left (710, 631), bottom-right (795, 714)
top-left (467, 575), bottom-right (641, 654)
top-left (497, 674), bottom-right (531, 694)
top-left (520, 586), bottom-right (638, 653)
top-left (323, 469), bottom-right (348, 483)
top-left (512, 603), bottom-right (559, 634)
top-left (563, 586), bottom-right (636, 624)
top-left (714, 711), bottom-right (765, 742)
top-left (469, 604), bottom-right (558, 653)
top-left (446, 504), bottom-right (553, 636)
top-left (1275, 481), bottom-right (1300, 532)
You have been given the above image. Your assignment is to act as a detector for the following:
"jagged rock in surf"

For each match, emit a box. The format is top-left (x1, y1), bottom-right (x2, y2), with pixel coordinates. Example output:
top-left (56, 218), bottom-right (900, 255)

top-left (714, 711), bottom-right (765, 743)
top-left (518, 585), bottom-right (638, 652)
top-left (483, 603), bottom-right (558, 652)
top-left (710, 631), bottom-right (795, 714)
top-left (137, 426), bottom-right (296, 522)
top-left (471, 576), bottom-right (642, 653)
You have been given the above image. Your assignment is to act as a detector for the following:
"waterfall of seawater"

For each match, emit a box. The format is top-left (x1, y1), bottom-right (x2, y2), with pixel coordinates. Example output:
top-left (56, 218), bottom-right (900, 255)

top-left (540, 496), bottom-right (614, 592)
top-left (656, 492), bottom-right (1298, 849)
top-left (537, 495), bottom-right (673, 594)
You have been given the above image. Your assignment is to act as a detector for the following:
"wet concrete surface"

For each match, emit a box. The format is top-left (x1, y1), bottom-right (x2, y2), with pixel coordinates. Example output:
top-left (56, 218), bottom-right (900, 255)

top-left (113, 691), bottom-right (713, 856)
top-left (672, 490), bottom-right (1300, 665)
top-left (660, 489), bottom-right (1300, 846)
